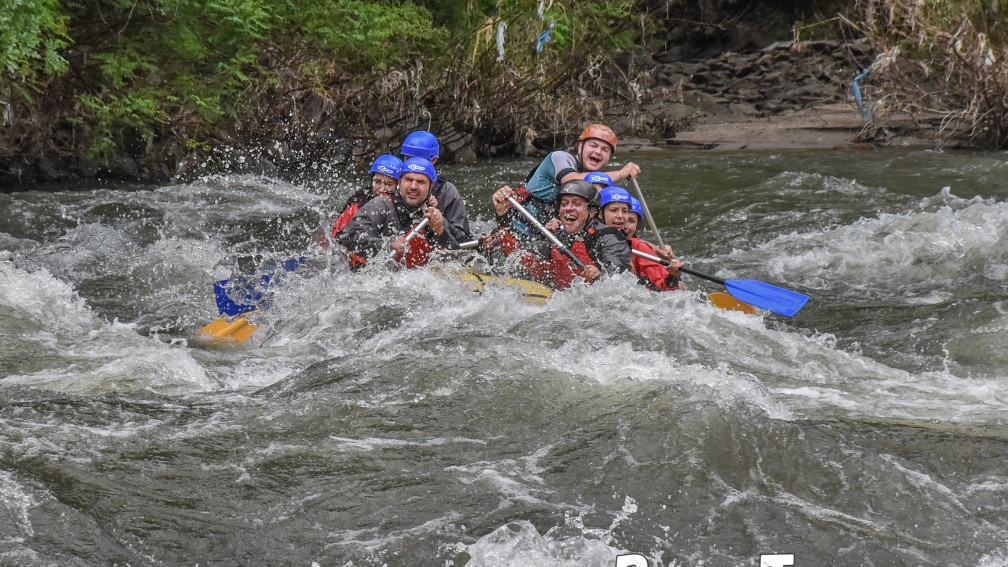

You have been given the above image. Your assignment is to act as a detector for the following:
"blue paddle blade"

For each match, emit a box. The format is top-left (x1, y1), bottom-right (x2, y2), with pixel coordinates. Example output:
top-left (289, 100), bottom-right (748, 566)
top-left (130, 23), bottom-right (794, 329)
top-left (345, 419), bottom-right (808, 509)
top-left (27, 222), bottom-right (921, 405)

top-left (213, 257), bottom-right (306, 316)
top-left (724, 279), bottom-right (809, 317)
top-left (214, 278), bottom-right (263, 316)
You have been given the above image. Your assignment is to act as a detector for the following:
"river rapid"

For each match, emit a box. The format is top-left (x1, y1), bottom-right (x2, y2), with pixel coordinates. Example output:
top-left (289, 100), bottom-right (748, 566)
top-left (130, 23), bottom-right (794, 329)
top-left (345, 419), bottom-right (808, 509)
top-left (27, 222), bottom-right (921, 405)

top-left (2, 149), bottom-right (1008, 566)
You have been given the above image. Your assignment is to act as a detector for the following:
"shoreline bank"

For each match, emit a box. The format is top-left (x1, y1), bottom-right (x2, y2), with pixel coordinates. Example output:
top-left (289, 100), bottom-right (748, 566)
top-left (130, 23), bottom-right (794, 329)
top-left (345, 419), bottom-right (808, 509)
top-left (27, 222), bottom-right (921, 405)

top-left (658, 103), bottom-right (940, 152)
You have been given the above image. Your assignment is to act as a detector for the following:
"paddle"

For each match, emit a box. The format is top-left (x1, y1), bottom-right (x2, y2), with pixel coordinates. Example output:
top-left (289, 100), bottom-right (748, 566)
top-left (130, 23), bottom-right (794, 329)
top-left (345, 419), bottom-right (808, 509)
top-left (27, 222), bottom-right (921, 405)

top-left (708, 292), bottom-right (758, 315)
top-left (198, 314), bottom-right (259, 343)
top-left (403, 216), bottom-right (430, 243)
top-left (214, 256), bottom-right (305, 317)
top-left (630, 177), bottom-right (665, 248)
top-left (630, 248), bottom-right (809, 317)
top-left (200, 217), bottom-right (435, 343)
top-left (506, 195), bottom-right (586, 269)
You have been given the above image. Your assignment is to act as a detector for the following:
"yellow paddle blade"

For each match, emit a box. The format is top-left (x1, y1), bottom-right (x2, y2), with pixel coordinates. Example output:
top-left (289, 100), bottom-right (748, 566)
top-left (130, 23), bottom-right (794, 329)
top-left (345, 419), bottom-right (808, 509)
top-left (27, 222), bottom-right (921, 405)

top-left (709, 292), bottom-right (758, 315)
top-left (199, 316), bottom-right (259, 343)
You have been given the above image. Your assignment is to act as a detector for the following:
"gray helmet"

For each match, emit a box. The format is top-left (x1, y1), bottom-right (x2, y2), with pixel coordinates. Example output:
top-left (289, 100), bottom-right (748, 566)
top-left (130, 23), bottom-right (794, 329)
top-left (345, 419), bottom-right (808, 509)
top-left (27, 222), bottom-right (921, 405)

top-left (556, 179), bottom-right (600, 208)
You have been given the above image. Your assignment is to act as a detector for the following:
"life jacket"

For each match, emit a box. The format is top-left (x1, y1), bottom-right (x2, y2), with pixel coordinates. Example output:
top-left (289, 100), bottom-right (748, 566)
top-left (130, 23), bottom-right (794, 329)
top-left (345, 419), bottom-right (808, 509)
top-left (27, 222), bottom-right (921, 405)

top-left (547, 240), bottom-right (596, 289)
top-left (389, 193), bottom-right (435, 269)
top-left (331, 188), bottom-right (390, 238)
top-left (399, 225), bottom-right (435, 268)
top-left (341, 192), bottom-right (433, 270)
top-left (331, 202), bottom-right (360, 238)
top-left (547, 225), bottom-right (628, 289)
top-left (629, 237), bottom-right (679, 291)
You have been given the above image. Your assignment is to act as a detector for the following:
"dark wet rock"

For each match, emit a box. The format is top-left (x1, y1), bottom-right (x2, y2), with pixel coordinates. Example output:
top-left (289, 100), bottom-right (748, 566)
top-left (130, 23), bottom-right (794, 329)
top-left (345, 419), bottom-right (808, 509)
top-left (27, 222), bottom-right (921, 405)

top-left (649, 38), bottom-right (877, 131)
top-left (728, 102), bottom-right (760, 116)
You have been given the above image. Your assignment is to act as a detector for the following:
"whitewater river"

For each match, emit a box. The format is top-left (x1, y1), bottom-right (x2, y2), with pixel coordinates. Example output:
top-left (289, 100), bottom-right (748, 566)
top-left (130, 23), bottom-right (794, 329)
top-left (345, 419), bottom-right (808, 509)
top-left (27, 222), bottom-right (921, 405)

top-left (2, 148), bottom-right (1008, 566)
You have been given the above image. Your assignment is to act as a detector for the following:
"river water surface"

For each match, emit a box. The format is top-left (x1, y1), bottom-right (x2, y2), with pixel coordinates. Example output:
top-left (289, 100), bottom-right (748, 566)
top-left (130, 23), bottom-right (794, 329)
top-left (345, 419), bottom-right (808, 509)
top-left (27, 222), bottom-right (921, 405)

top-left (2, 149), bottom-right (1008, 566)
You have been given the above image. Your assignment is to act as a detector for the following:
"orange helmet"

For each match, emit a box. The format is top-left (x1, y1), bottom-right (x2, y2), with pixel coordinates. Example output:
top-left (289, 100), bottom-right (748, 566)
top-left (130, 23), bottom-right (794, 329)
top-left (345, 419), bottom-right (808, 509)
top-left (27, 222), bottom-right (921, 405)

top-left (578, 124), bottom-right (617, 152)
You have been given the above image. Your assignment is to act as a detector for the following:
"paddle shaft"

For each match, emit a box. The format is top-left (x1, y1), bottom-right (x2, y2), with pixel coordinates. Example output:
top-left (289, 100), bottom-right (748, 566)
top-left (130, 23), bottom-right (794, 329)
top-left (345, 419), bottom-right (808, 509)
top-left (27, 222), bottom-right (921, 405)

top-left (506, 196), bottom-right (586, 270)
top-left (630, 248), bottom-right (808, 316)
top-left (404, 217), bottom-right (430, 243)
top-left (631, 248), bottom-right (724, 285)
top-left (630, 177), bottom-right (664, 248)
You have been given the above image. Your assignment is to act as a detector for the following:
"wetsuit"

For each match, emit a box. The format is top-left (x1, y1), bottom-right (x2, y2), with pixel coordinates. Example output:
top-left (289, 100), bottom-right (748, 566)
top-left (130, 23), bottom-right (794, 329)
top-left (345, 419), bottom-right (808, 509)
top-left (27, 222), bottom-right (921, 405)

top-left (506, 151), bottom-right (582, 238)
top-left (432, 176), bottom-right (473, 242)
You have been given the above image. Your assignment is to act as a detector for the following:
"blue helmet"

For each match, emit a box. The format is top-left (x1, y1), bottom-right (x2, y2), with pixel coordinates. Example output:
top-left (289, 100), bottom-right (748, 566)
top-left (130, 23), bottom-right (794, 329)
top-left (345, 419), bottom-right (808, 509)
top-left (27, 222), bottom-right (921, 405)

top-left (401, 131), bottom-right (440, 160)
top-left (584, 171), bottom-right (613, 187)
top-left (369, 154), bottom-right (403, 178)
top-left (628, 196), bottom-right (644, 220)
top-left (400, 157), bottom-right (438, 187)
top-left (599, 186), bottom-right (632, 210)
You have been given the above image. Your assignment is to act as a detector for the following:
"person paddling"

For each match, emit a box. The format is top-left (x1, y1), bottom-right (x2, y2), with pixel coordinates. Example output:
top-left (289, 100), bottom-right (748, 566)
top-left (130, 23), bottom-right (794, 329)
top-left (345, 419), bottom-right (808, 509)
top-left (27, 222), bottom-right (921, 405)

top-left (603, 190), bottom-right (686, 291)
top-left (329, 154), bottom-right (403, 238)
top-left (490, 179), bottom-right (632, 289)
top-left (400, 130), bottom-right (473, 243)
top-left (337, 157), bottom-right (458, 269)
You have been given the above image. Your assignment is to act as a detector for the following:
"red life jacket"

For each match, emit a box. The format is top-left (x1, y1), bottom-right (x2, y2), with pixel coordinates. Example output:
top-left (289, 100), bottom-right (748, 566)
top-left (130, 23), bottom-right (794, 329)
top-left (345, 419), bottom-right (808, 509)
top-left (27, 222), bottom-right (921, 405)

top-left (331, 188), bottom-right (394, 239)
top-left (490, 229), bottom-right (550, 283)
top-left (399, 226), bottom-right (435, 269)
top-left (546, 240), bottom-right (591, 289)
top-left (629, 237), bottom-right (679, 291)
top-left (331, 202), bottom-right (360, 238)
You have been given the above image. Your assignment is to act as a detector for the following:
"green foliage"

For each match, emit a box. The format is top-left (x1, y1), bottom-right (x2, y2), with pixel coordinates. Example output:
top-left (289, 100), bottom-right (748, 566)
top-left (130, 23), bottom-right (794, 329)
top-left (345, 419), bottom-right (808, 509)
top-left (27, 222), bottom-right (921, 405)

top-left (414, 0), bottom-right (498, 31)
top-left (276, 0), bottom-right (440, 70)
top-left (71, 89), bottom-right (164, 158)
top-left (583, 0), bottom-right (640, 50)
top-left (0, 0), bottom-right (68, 80)
top-left (7, 0), bottom-right (654, 169)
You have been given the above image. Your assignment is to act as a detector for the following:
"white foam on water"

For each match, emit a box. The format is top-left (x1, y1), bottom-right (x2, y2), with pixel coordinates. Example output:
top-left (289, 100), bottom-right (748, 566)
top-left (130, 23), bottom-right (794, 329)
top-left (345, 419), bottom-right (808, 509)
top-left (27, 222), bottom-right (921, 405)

top-left (461, 517), bottom-right (655, 567)
top-left (216, 261), bottom-right (1008, 428)
top-left (737, 188), bottom-right (1008, 295)
top-left (0, 470), bottom-right (38, 538)
top-left (0, 256), bottom-right (216, 395)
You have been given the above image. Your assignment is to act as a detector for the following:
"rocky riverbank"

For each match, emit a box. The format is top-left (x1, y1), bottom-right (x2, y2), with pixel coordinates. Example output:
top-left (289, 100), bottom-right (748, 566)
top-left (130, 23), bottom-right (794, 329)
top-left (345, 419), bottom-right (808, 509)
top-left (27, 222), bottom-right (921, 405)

top-left (628, 37), bottom-right (943, 152)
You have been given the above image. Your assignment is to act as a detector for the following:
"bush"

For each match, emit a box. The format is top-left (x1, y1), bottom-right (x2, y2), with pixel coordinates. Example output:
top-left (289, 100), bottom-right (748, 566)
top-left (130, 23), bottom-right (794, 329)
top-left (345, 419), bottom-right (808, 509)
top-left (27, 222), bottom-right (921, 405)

top-left (852, 0), bottom-right (1008, 148)
top-left (2, 0), bottom-right (655, 181)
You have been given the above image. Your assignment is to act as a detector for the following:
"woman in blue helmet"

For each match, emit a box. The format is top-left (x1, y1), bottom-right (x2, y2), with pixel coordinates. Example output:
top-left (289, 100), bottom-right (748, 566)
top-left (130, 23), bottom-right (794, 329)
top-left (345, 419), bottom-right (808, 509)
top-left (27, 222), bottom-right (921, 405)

top-left (337, 157), bottom-right (459, 269)
top-left (592, 184), bottom-right (685, 290)
top-left (623, 195), bottom-right (685, 291)
top-left (329, 154), bottom-right (403, 238)
top-left (400, 130), bottom-right (473, 243)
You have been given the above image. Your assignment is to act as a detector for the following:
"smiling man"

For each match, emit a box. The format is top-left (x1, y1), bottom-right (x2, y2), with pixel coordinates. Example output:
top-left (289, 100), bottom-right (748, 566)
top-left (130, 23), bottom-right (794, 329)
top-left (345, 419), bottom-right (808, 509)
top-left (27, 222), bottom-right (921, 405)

top-left (510, 179), bottom-right (634, 289)
top-left (337, 157), bottom-right (458, 268)
top-left (505, 124), bottom-right (642, 239)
